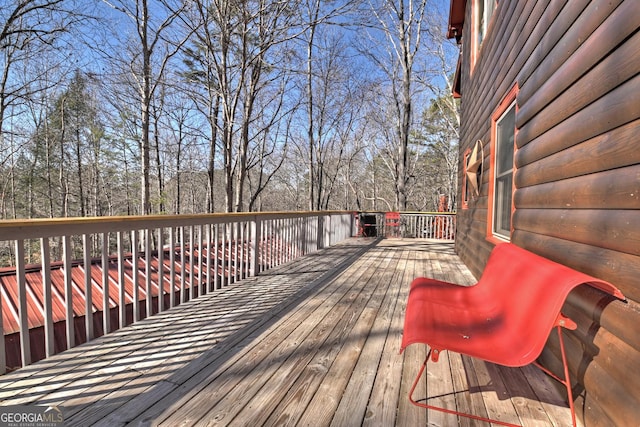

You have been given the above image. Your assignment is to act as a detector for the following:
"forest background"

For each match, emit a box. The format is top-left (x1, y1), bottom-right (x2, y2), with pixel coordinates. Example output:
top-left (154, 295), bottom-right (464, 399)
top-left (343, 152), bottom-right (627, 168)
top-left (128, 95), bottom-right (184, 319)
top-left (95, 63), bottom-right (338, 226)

top-left (0, 0), bottom-right (459, 219)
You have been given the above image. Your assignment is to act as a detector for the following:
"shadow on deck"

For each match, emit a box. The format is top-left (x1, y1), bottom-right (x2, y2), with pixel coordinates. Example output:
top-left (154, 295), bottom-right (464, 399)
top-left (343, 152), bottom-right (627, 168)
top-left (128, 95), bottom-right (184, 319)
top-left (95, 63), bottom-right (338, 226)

top-left (0, 239), bottom-right (577, 426)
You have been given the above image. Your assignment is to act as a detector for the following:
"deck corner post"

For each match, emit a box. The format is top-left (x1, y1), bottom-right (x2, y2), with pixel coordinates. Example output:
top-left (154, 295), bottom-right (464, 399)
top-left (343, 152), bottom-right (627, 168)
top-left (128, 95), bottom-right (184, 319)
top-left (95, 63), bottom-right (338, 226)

top-left (317, 214), bottom-right (325, 250)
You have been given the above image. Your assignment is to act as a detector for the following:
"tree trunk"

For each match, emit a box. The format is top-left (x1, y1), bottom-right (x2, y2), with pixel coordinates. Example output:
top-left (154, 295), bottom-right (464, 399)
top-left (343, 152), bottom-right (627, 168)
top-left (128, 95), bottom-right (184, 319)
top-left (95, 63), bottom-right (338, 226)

top-left (140, 0), bottom-right (152, 215)
top-left (208, 94), bottom-right (220, 213)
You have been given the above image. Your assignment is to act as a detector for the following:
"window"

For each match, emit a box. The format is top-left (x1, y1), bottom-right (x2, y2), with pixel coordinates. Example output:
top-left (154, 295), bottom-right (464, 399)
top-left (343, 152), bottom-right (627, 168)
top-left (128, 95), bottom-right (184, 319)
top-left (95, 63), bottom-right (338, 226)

top-left (493, 105), bottom-right (515, 238)
top-left (471, 0), bottom-right (497, 70)
top-left (487, 85), bottom-right (517, 243)
top-left (476, 0), bottom-right (496, 47)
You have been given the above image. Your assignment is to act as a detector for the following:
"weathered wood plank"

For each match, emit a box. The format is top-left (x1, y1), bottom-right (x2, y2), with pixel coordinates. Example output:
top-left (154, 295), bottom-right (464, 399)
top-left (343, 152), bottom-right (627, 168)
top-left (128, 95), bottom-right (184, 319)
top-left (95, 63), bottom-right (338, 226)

top-left (469, 358), bottom-right (520, 426)
top-left (513, 208), bottom-right (640, 257)
top-left (449, 353), bottom-right (488, 427)
top-left (517, 0), bottom-right (625, 122)
top-left (514, 164), bottom-right (640, 211)
top-left (515, 73), bottom-right (640, 166)
top-left (517, 18), bottom-right (640, 144)
top-left (361, 250), bottom-right (410, 427)
top-left (512, 231), bottom-right (640, 302)
top-left (515, 119), bottom-right (640, 188)
top-left (328, 251), bottom-right (402, 426)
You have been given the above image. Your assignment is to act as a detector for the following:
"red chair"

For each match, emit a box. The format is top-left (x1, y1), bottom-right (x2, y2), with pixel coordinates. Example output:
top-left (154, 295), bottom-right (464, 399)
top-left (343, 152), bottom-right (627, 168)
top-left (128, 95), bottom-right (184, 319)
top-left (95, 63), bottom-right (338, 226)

top-left (384, 212), bottom-right (401, 238)
top-left (400, 243), bottom-right (625, 427)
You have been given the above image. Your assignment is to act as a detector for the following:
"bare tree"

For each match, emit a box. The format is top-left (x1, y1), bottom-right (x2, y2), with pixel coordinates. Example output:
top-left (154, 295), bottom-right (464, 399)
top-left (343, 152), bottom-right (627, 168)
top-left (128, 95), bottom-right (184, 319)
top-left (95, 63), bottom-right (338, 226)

top-left (360, 0), bottom-right (429, 210)
top-left (0, 0), bottom-right (83, 179)
top-left (103, 0), bottom-right (191, 214)
top-left (185, 0), bottom-right (302, 213)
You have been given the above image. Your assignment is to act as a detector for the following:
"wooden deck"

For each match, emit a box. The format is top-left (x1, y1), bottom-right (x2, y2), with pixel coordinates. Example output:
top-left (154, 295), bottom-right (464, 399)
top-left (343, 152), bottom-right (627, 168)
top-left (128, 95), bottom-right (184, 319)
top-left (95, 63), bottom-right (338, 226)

top-left (0, 239), bottom-right (578, 426)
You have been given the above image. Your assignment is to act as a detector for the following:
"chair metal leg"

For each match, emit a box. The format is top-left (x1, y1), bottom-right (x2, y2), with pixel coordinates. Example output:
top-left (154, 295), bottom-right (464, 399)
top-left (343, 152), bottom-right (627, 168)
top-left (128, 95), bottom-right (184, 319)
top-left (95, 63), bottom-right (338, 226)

top-left (408, 348), bottom-right (521, 427)
top-left (533, 326), bottom-right (578, 427)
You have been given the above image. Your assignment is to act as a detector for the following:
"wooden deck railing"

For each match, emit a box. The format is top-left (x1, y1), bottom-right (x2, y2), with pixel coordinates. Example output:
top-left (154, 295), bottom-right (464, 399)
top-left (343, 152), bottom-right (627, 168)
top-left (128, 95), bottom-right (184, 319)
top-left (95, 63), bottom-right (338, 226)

top-left (0, 210), bottom-right (454, 374)
top-left (0, 211), bottom-right (354, 374)
top-left (400, 212), bottom-right (456, 240)
top-left (356, 212), bottom-right (456, 240)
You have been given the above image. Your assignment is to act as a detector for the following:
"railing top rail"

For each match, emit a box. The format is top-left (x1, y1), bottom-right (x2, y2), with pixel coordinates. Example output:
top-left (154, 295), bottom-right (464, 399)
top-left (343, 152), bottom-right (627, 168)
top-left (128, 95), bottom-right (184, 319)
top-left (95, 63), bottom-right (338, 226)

top-left (400, 211), bottom-right (457, 216)
top-left (356, 211), bottom-right (456, 215)
top-left (0, 211), bottom-right (353, 241)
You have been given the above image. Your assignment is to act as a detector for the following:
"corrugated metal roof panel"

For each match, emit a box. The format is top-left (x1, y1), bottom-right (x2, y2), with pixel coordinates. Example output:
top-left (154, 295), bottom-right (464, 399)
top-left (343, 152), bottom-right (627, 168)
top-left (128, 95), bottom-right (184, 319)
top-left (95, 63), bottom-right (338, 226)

top-left (1, 242), bottom-right (257, 336)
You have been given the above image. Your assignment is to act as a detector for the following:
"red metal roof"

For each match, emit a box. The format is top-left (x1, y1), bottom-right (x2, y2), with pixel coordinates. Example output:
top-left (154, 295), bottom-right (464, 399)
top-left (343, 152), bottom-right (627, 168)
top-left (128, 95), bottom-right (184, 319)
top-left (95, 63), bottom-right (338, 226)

top-left (0, 238), bottom-right (296, 370)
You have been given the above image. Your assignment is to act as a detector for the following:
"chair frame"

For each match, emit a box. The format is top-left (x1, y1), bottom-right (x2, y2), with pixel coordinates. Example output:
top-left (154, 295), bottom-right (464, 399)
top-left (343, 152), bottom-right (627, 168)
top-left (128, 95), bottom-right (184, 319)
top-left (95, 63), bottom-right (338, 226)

top-left (408, 314), bottom-right (577, 427)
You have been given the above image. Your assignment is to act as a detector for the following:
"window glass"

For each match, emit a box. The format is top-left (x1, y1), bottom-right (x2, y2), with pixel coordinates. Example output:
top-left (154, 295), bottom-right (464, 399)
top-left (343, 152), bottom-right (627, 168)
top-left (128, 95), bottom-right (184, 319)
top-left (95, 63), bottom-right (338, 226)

top-left (496, 107), bottom-right (515, 174)
top-left (493, 104), bottom-right (515, 238)
top-left (476, 0), bottom-right (496, 50)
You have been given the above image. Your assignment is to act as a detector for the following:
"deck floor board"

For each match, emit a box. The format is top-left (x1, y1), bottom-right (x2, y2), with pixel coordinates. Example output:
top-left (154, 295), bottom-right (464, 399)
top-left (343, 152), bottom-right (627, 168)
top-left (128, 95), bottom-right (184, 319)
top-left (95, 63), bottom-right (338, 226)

top-left (0, 239), bottom-right (579, 426)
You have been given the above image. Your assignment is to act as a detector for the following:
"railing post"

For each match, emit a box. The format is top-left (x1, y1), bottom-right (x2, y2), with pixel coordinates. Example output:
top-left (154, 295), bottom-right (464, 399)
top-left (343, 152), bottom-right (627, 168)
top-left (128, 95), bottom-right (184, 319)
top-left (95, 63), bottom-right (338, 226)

top-left (317, 214), bottom-right (324, 250)
top-left (0, 265), bottom-right (4, 373)
top-left (101, 234), bottom-right (110, 334)
top-left (15, 240), bottom-right (31, 367)
top-left (41, 237), bottom-right (54, 358)
top-left (132, 230), bottom-right (140, 322)
top-left (117, 231), bottom-right (126, 329)
top-left (63, 235), bottom-right (75, 350)
top-left (169, 227), bottom-right (176, 307)
top-left (83, 234), bottom-right (94, 342)
top-left (158, 228), bottom-right (165, 311)
top-left (250, 216), bottom-right (260, 277)
top-left (146, 228), bottom-right (155, 317)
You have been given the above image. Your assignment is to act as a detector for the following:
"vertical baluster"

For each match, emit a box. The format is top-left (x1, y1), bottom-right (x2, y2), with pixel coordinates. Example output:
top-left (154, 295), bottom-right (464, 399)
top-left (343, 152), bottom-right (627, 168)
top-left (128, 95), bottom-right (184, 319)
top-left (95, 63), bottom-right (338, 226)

top-left (41, 237), bottom-right (54, 357)
top-left (222, 223), bottom-right (228, 286)
top-left (158, 227), bottom-right (164, 312)
top-left (102, 233), bottom-right (110, 334)
top-left (270, 219), bottom-right (275, 269)
top-left (250, 218), bottom-right (259, 277)
top-left (83, 234), bottom-right (94, 342)
top-left (214, 224), bottom-right (220, 290)
top-left (206, 224), bottom-right (212, 292)
top-left (238, 222), bottom-right (244, 280)
top-left (198, 225), bottom-right (204, 295)
top-left (189, 226), bottom-right (195, 298)
top-left (264, 218), bottom-right (269, 272)
top-left (234, 222), bottom-right (239, 282)
top-left (15, 240), bottom-right (31, 366)
top-left (287, 218), bottom-right (292, 262)
top-left (117, 231), bottom-right (126, 328)
top-left (61, 235), bottom-right (74, 350)
top-left (145, 229), bottom-right (152, 316)
top-left (228, 223), bottom-right (234, 284)
top-left (180, 227), bottom-right (187, 303)
top-left (169, 227), bottom-right (176, 308)
top-left (278, 219), bottom-right (283, 266)
top-left (0, 255), bottom-right (4, 373)
top-left (132, 230), bottom-right (139, 322)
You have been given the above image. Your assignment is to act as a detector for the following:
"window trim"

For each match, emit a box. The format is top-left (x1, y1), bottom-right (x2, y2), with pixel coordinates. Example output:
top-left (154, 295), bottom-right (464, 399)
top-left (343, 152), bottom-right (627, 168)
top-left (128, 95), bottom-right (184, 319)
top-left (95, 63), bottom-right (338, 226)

top-left (486, 84), bottom-right (518, 244)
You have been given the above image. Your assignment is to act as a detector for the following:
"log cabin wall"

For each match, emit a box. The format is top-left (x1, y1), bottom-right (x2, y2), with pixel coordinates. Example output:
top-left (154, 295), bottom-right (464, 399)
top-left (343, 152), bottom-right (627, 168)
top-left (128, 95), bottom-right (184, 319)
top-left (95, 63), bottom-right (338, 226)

top-left (453, 0), bottom-right (640, 424)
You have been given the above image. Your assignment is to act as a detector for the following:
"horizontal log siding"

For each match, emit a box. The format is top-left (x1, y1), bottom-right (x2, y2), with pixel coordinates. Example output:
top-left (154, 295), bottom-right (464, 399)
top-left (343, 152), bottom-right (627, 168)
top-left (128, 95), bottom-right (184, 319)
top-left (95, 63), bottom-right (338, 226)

top-left (455, 0), bottom-right (640, 424)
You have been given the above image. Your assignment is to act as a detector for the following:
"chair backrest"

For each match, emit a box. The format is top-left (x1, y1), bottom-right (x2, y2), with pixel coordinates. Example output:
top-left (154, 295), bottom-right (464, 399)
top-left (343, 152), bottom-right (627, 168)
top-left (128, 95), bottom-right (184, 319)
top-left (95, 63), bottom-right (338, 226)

top-left (385, 212), bottom-right (400, 224)
top-left (473, 243), bottom-right (625, 365)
